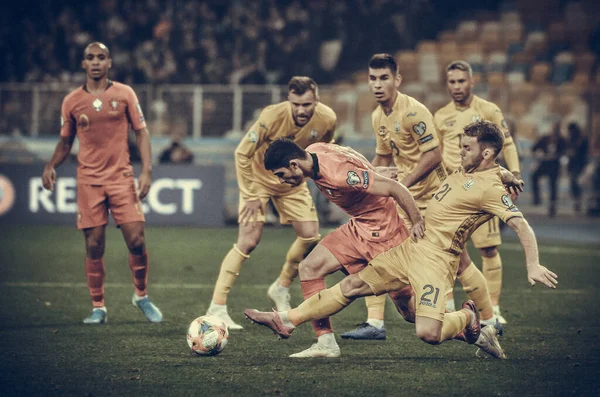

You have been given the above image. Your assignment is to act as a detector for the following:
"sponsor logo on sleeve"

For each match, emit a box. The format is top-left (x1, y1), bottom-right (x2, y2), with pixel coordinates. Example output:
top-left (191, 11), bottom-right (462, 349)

top-left (248, 130), bottom-right (258, 143)
top-left (501, 119), bottom-right (508, 129)
top-left (346, 170), bottom-right (361, 186)
top-left (501, 194), bottom-right (520, 212)
top-left (418, 135), bottom-right (433, 144)
top-left (362, 171), bottom-right (369, 188)
top-left (412, 121), bottom-right (427, 136)
top-left (60, 116), bottom-right (64, 128)
top-left (407, 112), bottom-right (417, 117)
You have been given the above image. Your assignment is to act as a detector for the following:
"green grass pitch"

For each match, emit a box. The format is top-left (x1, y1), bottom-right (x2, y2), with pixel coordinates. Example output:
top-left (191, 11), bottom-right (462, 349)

top-left (0, 224), bottom-right (598, 396)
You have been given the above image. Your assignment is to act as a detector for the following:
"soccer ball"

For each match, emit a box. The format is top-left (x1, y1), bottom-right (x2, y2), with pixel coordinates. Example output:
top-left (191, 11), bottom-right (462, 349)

top-left (186, 315), bottom-right (229, 356)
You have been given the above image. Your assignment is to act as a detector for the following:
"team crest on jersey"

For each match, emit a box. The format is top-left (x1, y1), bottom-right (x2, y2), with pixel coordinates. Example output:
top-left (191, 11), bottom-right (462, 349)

top-left (60, 116), bottom-right (64, 127)
top-left (471, 115), bottom-right (481, 123)
top-left (463, 179), bottom-right (476, 190)
top-left (310, 129), bottom-right (318, 141)
top-left (92, 98), bottom-right (103, 112)
top-left (501, 119), bottom-right (508, 129)
top-left (378, 126), bottom-right (387, 136)
top-left (77, 114), bottom-right (90, 131)
top-left (247, 130), bottom-right (258, 143)
top-left (412, 121), bottom-right (426, 136)
top-left (394, 121), bottom-right (400, 133)
top-left (407, 112), bottom-right (417, 117)
top-left (346, 171), bottom-right (361, 186)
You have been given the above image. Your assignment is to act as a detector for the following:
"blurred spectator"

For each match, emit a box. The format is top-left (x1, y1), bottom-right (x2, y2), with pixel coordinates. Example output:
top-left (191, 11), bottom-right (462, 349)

top-left (531, 123), bottom-right (568, 217)
top-left (566, 122), bottom-right (589, 213)
top-left (158, 122), bottom-right (194, 164)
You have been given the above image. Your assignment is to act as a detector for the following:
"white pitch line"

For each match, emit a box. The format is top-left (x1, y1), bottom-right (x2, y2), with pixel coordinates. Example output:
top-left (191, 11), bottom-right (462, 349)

top-left (0, 282), bottom-right (593, 294)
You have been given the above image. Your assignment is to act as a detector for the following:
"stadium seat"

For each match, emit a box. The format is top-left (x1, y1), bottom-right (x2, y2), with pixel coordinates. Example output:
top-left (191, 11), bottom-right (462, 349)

top-left (487, 52), bottom-right (507, 73)
top-left (530, 62), bottom-right (551, 84)
top-left (551, 51), bottom-right (574, 85)
top-left (456, 21), bottom-right (479, 42)
top-left (487, 72), bottom-right (505, 88)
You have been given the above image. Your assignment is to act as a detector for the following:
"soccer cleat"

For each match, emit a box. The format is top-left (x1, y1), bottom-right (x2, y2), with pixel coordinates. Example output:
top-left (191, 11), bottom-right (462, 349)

top-left (267, 281), bottom-right (292, 312)
top-left (83, 308), bottom-right (107, 324)
top-left (289, 342), bottom-right (341, 358)
top-left (341, 323), bottom-right (387, 340)
top-left (461, 300), bottom-right (481, 344)
top-left (243, 309), bottom-right (294, 339)
top-left (493, 306), bottom-right (508, 325)
top-left (206, 306), bottom-right (244, 330)
top-left (132, 295), bottom-right (163, 323)
top-left (475, 325), bottom-right (507, 359)
top-left (481, 317), bottom-right (504, 337)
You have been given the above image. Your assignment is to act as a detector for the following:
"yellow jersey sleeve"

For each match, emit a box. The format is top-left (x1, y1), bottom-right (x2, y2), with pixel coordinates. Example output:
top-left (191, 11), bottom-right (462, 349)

top-left (480, 180), bottom-right (524, 223)
top-left (402, 106), bottom-right (439, 153)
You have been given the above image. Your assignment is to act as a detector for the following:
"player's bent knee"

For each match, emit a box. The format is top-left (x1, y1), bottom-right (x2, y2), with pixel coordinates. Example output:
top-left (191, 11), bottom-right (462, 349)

top-left (340, 274), bottom-right (371, 298)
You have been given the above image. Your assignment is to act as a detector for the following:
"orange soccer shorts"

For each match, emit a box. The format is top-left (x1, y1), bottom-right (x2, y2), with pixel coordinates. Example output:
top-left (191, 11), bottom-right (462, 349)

top-left (77, 183), bottom-right (145, 229)
top-left (320, 221), bottom-right (410, 275)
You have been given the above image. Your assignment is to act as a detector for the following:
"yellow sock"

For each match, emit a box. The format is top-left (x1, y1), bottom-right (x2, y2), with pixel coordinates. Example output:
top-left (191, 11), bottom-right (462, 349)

top-left (289, 283), bottom-right (352, 325)
top-left (365, 294), bottom-right (386, 321)
top-left (440, 310), bottom-right (470, 342)
top-left (482, 254), bottom-right (502, 306)
top-left (458, 262), bottom-right (493, 321)
top-left (278, 234), bottom-right (321, 287)
top-left (212, 244), bottom-right (249, 305)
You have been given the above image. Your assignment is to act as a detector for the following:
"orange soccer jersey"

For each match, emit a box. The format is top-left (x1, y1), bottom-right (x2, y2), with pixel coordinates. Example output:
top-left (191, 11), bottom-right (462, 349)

top-left (60, 81), bottom-right (146, 185)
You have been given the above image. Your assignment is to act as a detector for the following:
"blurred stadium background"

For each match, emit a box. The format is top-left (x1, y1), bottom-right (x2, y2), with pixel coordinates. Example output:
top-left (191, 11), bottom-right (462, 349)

top-left (1, 0), bottom-right (600, 225)
top-left (1, 1), bottom-right (600, 395)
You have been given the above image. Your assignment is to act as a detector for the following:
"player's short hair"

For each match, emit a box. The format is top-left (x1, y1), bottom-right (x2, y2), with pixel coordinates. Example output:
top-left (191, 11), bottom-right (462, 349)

top-left (464, 120), bottom-right (504, 156)
top-left (288, 76), bottom-right (318, 96)
top-left (369, 53), bottom-right (398, 75)
top-left (446, 60), bottom-right (472, 78)
top-left (84, 42), bottom-right (111, 58)
top-left (264, 138), bottom-right (306, 171)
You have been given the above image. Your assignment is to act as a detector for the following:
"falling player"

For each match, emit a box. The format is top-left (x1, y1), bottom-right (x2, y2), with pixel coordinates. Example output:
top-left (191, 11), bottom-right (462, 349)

top-left (434, 60), bottom-right (522, 323)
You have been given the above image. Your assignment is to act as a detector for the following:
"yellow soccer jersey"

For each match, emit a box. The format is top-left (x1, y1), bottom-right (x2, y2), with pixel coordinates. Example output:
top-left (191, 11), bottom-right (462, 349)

top-left (434, 95), bottom-right (520, 173)
top-left (373, 92), bottom-right (447, 201)
top-left (424, 165), bottom-right (523, 255)
top-left (236, 101), bottom-right (336, 199)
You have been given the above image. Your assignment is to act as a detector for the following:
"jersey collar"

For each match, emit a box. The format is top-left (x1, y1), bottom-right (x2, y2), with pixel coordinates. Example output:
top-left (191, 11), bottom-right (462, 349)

top-left (83, 79), bottom-right (113, 94)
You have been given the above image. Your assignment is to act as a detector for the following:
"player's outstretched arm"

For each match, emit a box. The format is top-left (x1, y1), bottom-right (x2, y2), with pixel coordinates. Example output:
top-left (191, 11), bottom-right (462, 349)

top-left (506, 217), bottom-right (558, 288)
top-left (42, 134), bottom-right (76, 191)
top-left (370, 173), bottom-right (425, 240)
top-left (134, 127), bottom-right (152, 199)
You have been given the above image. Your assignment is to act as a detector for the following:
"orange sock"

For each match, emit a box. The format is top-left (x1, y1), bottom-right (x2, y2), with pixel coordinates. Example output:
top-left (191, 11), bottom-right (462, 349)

top-left (85, 257), bottom-right (105, 307)
top-left (301, 279), bottom-right (331, 336)
top-left (129, 250), bottom-right (149, 297)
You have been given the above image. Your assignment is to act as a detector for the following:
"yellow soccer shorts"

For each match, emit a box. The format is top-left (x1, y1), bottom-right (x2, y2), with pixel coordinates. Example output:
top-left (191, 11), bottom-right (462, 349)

top-left (237, 181), bottom-right (318, 224)
top-left (470, 216), bottom-right (501, 248)
top-left (358, 238), bottom-right (459, 321)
